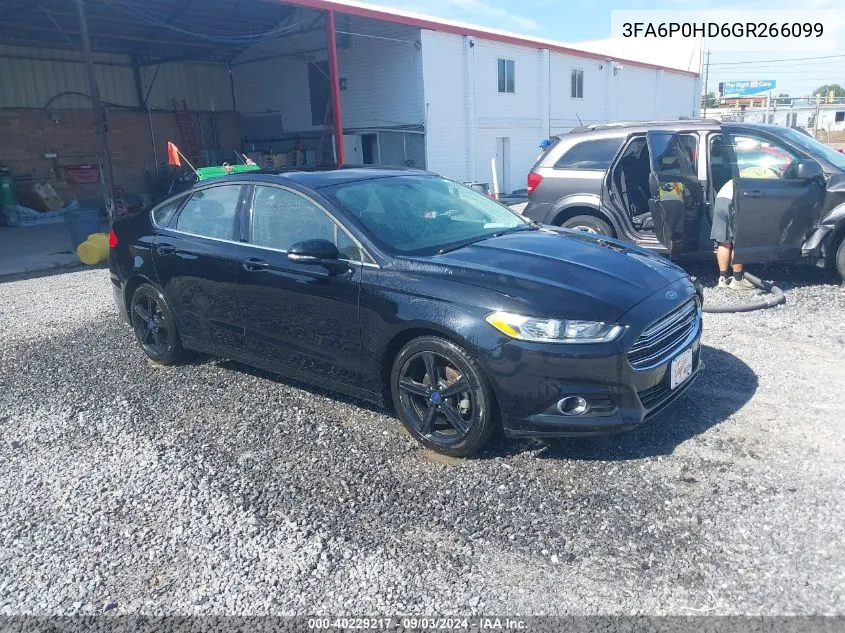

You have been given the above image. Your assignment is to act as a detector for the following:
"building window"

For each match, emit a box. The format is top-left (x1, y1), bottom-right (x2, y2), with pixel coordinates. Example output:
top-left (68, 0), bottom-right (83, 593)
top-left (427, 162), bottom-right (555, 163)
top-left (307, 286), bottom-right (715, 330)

top-left (571, 69), bottom-right (584, 99)
top-left (497, 59), bottom-right (515, 93)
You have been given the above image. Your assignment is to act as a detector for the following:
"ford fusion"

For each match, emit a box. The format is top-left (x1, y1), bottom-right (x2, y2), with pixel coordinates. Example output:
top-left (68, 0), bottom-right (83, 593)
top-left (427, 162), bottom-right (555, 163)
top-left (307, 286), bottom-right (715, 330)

top-left (109, 169), bottom-right (703, 456)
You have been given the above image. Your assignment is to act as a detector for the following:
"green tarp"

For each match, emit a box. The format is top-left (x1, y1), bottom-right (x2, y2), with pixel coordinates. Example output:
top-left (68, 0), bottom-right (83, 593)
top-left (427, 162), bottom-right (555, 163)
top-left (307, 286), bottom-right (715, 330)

top-left (195, 164), bottom-right (261, 181)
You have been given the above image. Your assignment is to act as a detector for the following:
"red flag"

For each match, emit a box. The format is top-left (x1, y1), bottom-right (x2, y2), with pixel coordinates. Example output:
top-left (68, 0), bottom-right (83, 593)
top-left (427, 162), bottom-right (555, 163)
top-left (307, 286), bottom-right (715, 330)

top-left (167, 142), bottom-right (181, 166)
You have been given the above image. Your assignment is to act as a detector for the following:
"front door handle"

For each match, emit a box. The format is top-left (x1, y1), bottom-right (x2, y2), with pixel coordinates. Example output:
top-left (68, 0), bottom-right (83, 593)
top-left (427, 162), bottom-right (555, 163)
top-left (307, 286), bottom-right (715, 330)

top-left (743, 190), bottom-right (763, 198)
top-left (243, 258), bottom-right (269, 271)
top-left (157, 243), bottom-right (175, 256)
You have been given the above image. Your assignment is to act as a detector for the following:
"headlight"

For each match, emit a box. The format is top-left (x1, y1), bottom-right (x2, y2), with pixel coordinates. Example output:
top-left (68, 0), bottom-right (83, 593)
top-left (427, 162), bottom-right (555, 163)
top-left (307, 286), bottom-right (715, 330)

top-left (485, 311), bottom-right (623, 343)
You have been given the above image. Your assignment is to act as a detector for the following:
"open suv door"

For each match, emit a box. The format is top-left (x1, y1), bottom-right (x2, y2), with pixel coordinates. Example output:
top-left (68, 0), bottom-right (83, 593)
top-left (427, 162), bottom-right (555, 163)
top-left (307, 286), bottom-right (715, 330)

top-left (722, 131), bottom-right (827, 264)
top-left (645, 131), bottom-right (704, 256)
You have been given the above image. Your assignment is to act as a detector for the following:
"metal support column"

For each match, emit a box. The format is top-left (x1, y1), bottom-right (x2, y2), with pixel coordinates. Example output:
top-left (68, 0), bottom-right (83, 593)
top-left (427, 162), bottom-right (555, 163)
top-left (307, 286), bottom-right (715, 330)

top-left (326, 10), bottom-right (344, 167)
top-left (76, 0), bottom-right (115, 222)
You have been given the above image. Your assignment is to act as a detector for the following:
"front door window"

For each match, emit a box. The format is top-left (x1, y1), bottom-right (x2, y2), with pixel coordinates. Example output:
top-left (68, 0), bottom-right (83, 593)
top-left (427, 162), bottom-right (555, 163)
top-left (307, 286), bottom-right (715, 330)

top-left (732, 135), bottom-right (799, 179)
top-left (251, 186), bottom-right (367, 262)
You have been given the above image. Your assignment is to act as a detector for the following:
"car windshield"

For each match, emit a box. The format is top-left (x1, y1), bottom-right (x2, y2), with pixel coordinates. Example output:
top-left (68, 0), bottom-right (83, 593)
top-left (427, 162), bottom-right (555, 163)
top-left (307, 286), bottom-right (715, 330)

top-left (323, 175), bottom-right (533, 256)
top-left (778, 127), bottom-right (845, 171)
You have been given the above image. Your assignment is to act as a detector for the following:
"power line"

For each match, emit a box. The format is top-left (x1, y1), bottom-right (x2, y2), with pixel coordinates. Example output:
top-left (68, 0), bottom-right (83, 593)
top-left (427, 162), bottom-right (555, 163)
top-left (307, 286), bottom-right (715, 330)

top-left (709, 54), bottom-right (845, 66)
top-left (712, 60), bottom-right (845, 70)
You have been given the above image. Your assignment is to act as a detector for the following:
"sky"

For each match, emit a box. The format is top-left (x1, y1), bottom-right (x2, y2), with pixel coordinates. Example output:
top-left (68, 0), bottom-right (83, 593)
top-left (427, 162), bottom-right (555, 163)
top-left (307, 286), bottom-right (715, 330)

top-left (359, 0), bottom-right (845, 97)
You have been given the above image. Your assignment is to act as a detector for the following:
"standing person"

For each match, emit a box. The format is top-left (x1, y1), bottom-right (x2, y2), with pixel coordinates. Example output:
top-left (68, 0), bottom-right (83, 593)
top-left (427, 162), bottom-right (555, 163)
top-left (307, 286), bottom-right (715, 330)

top-left (711, 178), bottom-right (754, 290)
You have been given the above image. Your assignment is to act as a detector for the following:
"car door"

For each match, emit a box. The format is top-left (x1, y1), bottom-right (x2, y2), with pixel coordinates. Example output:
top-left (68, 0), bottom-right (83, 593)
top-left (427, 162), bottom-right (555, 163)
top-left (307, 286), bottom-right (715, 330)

top-left (645, 131), bottom-right (704, 256)
top-left (152, 183), bottom-right (247, 352)
top-left (236, 184), bottom-right (366, 388)
top-left (724, 131), bottom-right (825, 263)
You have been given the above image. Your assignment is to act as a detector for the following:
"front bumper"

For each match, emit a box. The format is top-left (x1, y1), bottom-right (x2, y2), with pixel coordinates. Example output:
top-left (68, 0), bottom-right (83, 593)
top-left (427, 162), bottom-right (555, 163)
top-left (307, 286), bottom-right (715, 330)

top-left (479, 278), bottom-right (703, 438)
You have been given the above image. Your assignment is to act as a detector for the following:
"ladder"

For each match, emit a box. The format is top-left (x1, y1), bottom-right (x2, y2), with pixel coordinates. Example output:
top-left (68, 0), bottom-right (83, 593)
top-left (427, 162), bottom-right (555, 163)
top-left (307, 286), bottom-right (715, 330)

top-left (172, 99), bottom-right (201, 166)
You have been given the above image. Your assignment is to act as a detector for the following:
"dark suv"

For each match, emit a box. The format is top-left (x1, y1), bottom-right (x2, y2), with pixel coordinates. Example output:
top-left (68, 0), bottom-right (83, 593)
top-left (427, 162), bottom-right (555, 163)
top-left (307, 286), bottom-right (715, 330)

top-left (523, 120), bottom-right (845, 279)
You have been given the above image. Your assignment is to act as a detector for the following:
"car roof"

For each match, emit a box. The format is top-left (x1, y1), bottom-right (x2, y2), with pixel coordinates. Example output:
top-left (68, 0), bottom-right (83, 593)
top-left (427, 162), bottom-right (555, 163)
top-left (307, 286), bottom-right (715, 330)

top-left (564, 119), bottom-right (722, 137)
top-left (194, 166), bottom-right (430, 190)
top-left (560, 119), bottom-right (804, 140)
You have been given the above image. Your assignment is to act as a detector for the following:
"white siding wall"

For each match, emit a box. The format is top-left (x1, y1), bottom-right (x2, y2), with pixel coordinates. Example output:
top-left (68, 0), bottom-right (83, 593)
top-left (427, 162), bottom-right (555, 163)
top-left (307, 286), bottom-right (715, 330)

top-left (232, 17), bottom-right (423, 132)
top-left (473, 39), bottom-right (544, 193)
top-left (420, 30), bottom-right (470, 182)
top-left (422, 31), bottom-right (700, 193)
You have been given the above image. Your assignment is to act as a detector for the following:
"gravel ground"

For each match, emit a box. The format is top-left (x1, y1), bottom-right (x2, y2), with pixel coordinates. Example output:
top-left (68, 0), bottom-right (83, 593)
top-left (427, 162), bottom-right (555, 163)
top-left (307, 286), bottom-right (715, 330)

top-left (0, 265), bottom-right (843, 617)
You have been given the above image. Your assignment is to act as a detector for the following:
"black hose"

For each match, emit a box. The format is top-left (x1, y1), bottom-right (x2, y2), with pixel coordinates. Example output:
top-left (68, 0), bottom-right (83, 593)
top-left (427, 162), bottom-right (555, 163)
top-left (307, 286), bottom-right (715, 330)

top-left (702, 272), bottom-right (786, 313)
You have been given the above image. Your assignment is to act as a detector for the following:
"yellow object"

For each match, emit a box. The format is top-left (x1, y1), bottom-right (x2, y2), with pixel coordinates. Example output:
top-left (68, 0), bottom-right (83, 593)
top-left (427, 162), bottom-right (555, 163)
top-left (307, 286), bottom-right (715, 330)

top-left (77, 241), bottom-right (102, 265)
top-left (77, 233), bottom-right (109, 265)
top-left (88, 232), bottom-right (109, 257)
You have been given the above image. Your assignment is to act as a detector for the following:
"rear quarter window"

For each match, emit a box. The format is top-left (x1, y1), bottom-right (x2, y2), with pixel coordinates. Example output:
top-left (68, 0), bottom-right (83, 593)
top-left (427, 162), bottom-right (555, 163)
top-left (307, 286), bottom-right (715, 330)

top-left (151, 196), bottom-right (185, 227)
top-left (554, 138), bottom-right (624, 170)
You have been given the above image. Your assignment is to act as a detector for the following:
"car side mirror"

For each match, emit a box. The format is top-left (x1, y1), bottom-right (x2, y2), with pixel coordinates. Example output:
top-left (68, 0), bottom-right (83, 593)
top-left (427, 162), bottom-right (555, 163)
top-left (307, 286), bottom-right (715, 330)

top-left (791, 159), bottom-right (823, 181)
top-left (287, 239), bottom-right (349, 275)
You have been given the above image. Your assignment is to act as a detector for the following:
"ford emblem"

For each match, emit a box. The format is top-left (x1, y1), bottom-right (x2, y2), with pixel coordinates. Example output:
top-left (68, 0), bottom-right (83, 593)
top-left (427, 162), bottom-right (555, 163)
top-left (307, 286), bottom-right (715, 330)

top-left (665, 290), bottom-right (678, 300)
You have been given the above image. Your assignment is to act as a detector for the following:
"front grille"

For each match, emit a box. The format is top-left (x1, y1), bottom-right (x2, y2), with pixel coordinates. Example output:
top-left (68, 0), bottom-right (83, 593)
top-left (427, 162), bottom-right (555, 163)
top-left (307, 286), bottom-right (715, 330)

top-left (628, 299), bottom-right (699, 370)
top-left (638, 382), bottom-right (671, 409)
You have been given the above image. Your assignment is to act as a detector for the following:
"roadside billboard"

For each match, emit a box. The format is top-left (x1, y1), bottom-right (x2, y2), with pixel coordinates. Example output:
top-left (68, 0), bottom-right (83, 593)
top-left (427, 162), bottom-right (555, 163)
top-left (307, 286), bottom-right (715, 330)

top-left (719, 80), bottom-right (777, 98)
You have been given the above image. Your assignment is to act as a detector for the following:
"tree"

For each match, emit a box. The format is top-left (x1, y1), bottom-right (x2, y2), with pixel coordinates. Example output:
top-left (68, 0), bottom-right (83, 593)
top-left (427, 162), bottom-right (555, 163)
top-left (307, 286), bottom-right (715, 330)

top-left (812, 84), bottom-right (845, 102)
top-left (701, 91), bottom-right (718, 109)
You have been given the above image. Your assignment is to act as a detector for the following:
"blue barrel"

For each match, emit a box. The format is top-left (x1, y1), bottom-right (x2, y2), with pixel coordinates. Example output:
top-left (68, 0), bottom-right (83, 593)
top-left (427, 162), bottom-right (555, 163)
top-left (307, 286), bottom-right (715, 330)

top-left (66, 207), bottom-right (102, 251)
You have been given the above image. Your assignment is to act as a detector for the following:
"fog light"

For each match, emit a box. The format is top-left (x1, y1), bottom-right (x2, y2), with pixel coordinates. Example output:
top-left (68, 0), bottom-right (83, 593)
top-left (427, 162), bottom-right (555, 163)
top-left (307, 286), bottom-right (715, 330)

top-left (557, 396), bottom-right (589, 416)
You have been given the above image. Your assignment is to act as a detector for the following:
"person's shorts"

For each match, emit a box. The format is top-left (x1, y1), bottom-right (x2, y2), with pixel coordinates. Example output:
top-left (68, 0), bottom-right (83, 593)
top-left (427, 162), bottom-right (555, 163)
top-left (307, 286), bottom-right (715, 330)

top-left (710, 196), bottom-right (733, 243)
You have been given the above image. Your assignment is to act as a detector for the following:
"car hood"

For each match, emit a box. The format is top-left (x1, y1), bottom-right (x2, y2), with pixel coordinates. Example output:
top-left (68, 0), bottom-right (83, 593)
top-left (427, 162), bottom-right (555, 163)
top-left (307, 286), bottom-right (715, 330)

top-left (399, 228), bottom-right (688, 322)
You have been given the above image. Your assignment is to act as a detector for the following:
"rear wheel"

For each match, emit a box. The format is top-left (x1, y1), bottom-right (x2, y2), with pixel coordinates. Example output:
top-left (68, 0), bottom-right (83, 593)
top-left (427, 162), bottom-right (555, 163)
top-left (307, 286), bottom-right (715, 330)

top-left (561, 214), bottom-right (614, 236)
top-left (391, 336), bottom-right (497, 457)
top-left (130, 284), bottom-right (184, 365)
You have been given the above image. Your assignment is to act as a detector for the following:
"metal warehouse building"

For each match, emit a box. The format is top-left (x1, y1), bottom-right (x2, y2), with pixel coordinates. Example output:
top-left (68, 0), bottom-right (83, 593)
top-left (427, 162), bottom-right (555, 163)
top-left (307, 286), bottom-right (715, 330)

top-left (0, 0), bottom-right (700, 217)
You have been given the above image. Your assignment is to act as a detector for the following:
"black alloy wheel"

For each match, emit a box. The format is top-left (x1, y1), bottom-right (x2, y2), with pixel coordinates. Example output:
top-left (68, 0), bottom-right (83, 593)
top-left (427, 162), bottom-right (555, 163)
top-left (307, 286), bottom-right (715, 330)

top-left (391, 336), bottom-right (496, 457)
top-left (130, 284), bottom-right (183, 365)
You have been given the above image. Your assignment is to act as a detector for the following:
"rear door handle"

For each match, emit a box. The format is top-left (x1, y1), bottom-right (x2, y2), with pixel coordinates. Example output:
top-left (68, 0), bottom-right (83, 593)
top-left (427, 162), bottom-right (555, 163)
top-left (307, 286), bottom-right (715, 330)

top-left (157, 243), bottom-right (175, 256)
top-left (243, 258), bottom-right (269, 271)
top-left (743, 190), bottom-right (763, 198)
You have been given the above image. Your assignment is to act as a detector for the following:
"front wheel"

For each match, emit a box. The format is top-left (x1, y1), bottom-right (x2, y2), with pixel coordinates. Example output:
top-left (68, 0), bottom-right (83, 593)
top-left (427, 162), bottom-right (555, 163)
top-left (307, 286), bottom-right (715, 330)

top-left (130, 283), bottom-right (184, 365)
top-left (836, 237), bottom-right (845, 282)
top-left (561, 214), bottom-right (614, 236)
top-left (391, 336), bottom-right (497, 457)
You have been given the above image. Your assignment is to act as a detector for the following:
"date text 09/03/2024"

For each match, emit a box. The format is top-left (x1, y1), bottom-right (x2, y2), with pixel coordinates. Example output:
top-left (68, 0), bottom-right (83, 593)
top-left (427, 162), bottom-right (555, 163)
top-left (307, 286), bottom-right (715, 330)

top-left (307, 617), bottom-right (528, 630)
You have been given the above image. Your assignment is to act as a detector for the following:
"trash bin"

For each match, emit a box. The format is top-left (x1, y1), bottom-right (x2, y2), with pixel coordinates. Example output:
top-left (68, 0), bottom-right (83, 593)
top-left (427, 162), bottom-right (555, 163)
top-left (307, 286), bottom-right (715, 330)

top-left (66, 207), bottom-right (101, 251)
top-left (468, 182), bottom-right (490, 195)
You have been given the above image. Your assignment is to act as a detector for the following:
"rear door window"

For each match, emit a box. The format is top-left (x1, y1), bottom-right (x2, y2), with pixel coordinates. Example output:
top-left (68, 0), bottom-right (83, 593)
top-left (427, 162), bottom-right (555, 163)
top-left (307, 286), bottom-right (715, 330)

top-left (554, 138), bottom-right (623, 170)
top-left (175, 185), bottom-right (242, 240)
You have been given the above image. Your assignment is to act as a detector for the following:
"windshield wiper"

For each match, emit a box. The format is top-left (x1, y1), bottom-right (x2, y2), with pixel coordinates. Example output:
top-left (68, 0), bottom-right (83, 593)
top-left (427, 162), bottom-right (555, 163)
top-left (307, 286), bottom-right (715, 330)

top-left (436, 224), bottom-right (538, 255)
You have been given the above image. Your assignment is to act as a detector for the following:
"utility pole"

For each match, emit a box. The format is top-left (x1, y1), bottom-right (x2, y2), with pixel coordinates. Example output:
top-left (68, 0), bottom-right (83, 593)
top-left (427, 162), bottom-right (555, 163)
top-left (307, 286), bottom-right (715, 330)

top-left (76, 0), bottom-right (115, 223)
top-left (813, 93), bottom-right (821, 138)
top-left (702, 50), bottom-right (711, 118)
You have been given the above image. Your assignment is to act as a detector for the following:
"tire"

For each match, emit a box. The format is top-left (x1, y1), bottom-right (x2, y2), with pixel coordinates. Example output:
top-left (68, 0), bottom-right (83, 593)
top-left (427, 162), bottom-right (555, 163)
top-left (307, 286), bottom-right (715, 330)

top-left (561, 214), bottom-right (614, 236)
top-left (390, 336), bottom-right (497, 457)
top-left (130, 283), bottom-right (184, 365)
top-left (837, 237), bottom-right (845, 282)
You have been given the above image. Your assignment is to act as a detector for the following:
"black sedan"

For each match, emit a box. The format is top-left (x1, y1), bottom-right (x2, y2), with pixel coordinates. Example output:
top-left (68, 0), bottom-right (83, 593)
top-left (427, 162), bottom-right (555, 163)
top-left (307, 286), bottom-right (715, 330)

top-left (109, 169), bottom-right (703, 456)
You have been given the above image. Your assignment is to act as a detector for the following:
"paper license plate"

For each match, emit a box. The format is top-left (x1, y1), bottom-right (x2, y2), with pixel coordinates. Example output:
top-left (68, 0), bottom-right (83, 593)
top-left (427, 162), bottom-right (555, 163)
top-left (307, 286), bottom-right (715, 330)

top-left (670, 348), bottom-right (693, 390)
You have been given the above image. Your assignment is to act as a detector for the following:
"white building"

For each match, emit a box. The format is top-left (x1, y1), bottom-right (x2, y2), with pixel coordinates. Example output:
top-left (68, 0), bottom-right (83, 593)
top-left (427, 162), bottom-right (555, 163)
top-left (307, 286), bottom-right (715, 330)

top-left (707, 101), bottom-right (845, 134)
